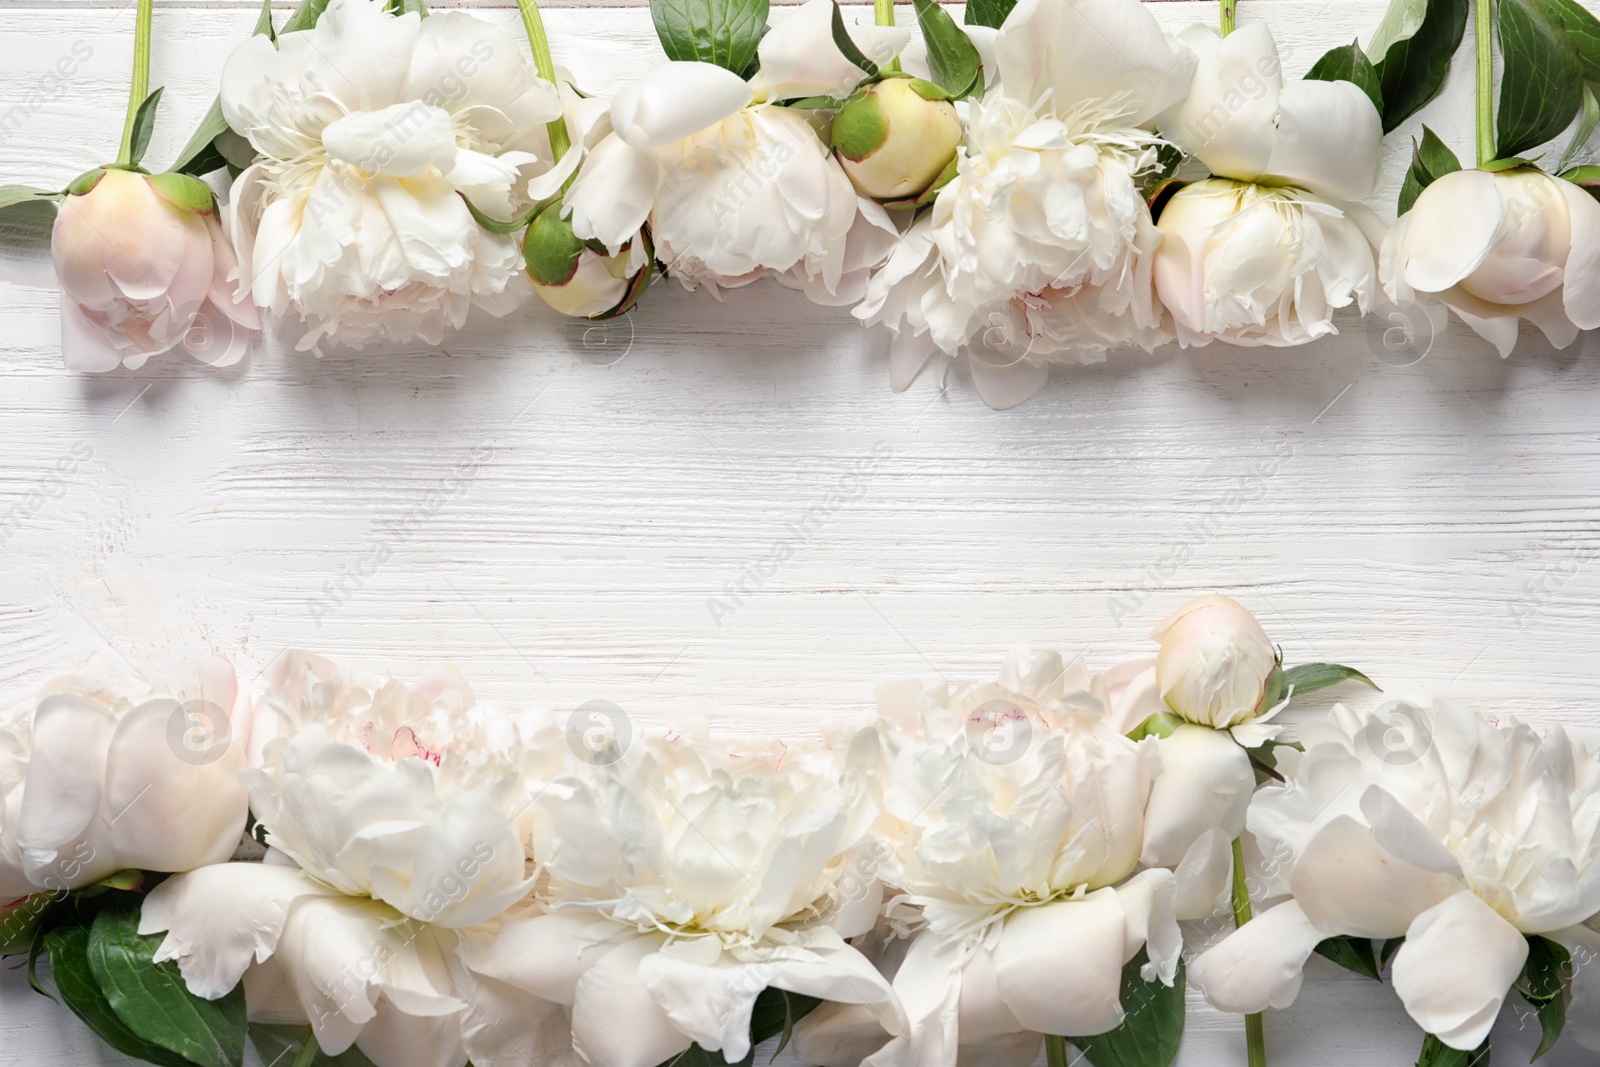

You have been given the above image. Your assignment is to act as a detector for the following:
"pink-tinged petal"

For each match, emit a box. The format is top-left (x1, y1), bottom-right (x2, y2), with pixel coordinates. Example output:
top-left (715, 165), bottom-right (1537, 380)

top-left (1190, 900), bottom-right (1324, 1013)
top-left (610, 62), bottom-right (753, 148)
top-left (59, 299), bottom-right (130, 373)
top-left (140, 863), bottom-right (334, 999)
top-left (1399, 170), bottom-right (1503, 294)
top-left (1392, 891), bottom-right (1528, 1051)
top-left (1290, 815), bottom-right (1460, 938)
top-left (571, 933), bottom-right (691, 1067)
top-left (1558, 177), bottom-right (1600, 329)
top-left (888, 331), bottom-right (938, 393)
top-left (991, 889), bottom-right (1128, 1036)
top-left (16, 694), bottom-right (117, 887)
top-left (968, 355), bottom-right (1049, 411)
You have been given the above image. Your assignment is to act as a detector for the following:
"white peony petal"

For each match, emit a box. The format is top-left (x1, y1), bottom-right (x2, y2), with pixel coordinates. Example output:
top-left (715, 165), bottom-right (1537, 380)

top-left (16, 694), bottom-right (117, 889)
top-left (1392, 890), bottom-right (1529, 1051)
top-left (967, 355), bottom-right (1050, 411)
top-left (1558, 177), bottom-right (1600, 329)
top-left (749, 0), bottom-right (907, 101)
top-left (1189, 899), bottom-right (1324, 1013)
top-left (571, 933), bottom-right (693, 1067)
top-left (1263, 79), bottom-right (1382, 200)
top-left (1158, 24), bottom-right (1280, 181)
top-left (1114, 868), bottom-right (1181, 982)
top-left (1289, 815), bottom-right (1460, 938)
top-left (458, 912), bottom-right (621, 1007)
top-left (610, 62), bottom-right (753, 148)
top-left (564, 135), bottom-right (663, 251)
top-left (322, 102), bottom-right (459, 179)
top-left (1140, 725), bottom-right (1254, 868)
top-left (1398, 170), bottom-right (1503, 294)
top-left (1172, 828), bottom-right (1234, 921)
top-left (354, 996), bottom-right (466, 1067)
top-left (794, 1000), bottom-right (894, 1067)
top-left (991, 889), bottom-right (1128, 1036)
top-left (863, 931), bottom-right (969, 1067)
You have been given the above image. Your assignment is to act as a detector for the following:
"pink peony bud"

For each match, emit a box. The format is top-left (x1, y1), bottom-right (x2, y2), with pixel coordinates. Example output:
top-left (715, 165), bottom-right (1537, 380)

top-left (52, 168), bottom-right (258, 372)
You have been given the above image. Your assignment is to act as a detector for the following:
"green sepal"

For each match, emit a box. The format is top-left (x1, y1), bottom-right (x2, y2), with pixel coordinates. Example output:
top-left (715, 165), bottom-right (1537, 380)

top-left (65, 169), bottom-right (107, 197)
top-left (831, 91), bottom-right (889, 161)
top-left (1305, 39), bottom-right (1385, 116)
top-left (523, 204), bottom-right (590, 286)
top-left (1147, 178), bottom-right (1188, 223)
top-left (45, 923), bottom-right (196, 1067)
top-left (146, 172), bottom-right (216, 215)
top-left (1128, 710), bottom-right (1184, 741)
top-left (783, 95), bottom-right (847, 110)
top-left (1381, 936), bottom-right (1406, 969)
top-left (1560, 83), bottom-right (1600, 171)
top-left (0, 893), bottom-right (56, 957)
top-left (1061, 951), bottom-right (1186, 1067)
top-left (911, 0), bottom-right (984, 100)
top-left (1314, 936), bottom-right (1383, 981)
top-left (1561, 164), bottom-right (1600, 202)
top-left (906, 77), bottom-right (954, 102)
top-left (462, 195), bottom-right (542, 236)
top-left (1497, 0), bottom-right (1584, 160)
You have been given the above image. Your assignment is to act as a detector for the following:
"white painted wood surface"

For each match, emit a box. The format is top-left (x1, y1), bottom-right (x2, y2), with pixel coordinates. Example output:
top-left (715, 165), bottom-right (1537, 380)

top-left (1, 1), bottom-right (1597, 1063)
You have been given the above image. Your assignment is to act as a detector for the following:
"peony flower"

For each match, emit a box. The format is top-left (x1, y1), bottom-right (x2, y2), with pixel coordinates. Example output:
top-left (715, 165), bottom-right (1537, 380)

top-left (1190, 698), bottom-right (1600, 1052)
top-left (220, 0), bottom-right (563, 351)
top-left (562, 0), bottom-right (904, 304)
top-left (854, 0), bottom-right (1195, 409)
top-left (794, 650), bottom-right (1182, 1067)
top-left (465, 728), bottom-right (898, 1067)
top-left (3, 657), bottom-right (253, 893)
top-left (1152, 23), bottom-right (1385, 347)
top-left (1150, 593), bottom-right (1279, 737)
top-left (53, 168), bottom-right (258, 372)
top-left (140, 658), bottom-right (548, 1067)
top-left (831, 77), bottom-right (963, 202)
top-left (1381, 167), bottom-right (1600, 357)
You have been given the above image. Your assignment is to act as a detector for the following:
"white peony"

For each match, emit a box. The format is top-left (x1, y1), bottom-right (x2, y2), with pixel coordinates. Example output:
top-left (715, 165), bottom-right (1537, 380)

top-left (1, 657), bottom-right (253, 894)
top-left (465, 727), bottom-right (898, 1067)
top-left (1190, 698), bottom-right (1600, 1052)
top-left (562, 0), bottom-right (903, 303)
top-left (794, 649), bottom-right (1182, 1067)
top-left (220, 0), bottom-right (563, 351)
top-left (1152, 23), bottom-right (1385, 348)
top-left (854, 0), bottom-right (1195, 409)
top-left (1381, 167), bottom-right (1600, 357)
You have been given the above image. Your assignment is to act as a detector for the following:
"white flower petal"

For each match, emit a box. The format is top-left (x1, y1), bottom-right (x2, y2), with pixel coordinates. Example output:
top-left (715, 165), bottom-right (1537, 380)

top-left (610, 62), bottom-right (753, 148)
top-left (1140, 725), bottom-right (1254, 867)
top-left (1289, 815), bottom-right (1460, 938)
top-left (1189, 899), bottom-right (1324, 1013)
top-left (1398, 170), bottom-right (1503, 294)
top-left (991, 890), bottom-right (1128, 1036)
top-left (571, 934), bottom-right (693, 1067)
top-left (749, 0), bottom-right (906, 101)
top-left (1392, 891), bottom-right (1529, 1051)
top-left (1558, 177), bottom-right (1600, 329)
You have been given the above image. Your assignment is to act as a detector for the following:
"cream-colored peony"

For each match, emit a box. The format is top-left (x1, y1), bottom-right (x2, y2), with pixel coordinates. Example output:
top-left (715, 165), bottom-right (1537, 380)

top-left (854, 0), bottom-right (1195, 409)
top-left (1381, 167), bottom-right (1600, 357)
top-left (794, 649), bottom-right (1182, 1067)
top-left (219, 0), bottom-right (563, 350)
top-left (465, 727), bottom-right (898, 1067)
top-left (0, 657), bottom-right (253, 894)
top-left (1190, 699), bottom-right (1600, 1052)
top-left (1153, 23), bottom-right (1385, 347)
top-left (562, 0), bottom-right (904, 303)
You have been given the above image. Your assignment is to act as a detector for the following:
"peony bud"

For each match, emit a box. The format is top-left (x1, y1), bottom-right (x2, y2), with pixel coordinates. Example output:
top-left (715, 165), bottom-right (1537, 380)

top-left (524, 200), bottom-right (651, 320)
top-left (52, 167), bottom-right (258, 372)
top-left (1151, 594), bottom-right (1276, 730)
top-left (831, 77), bottom-right (962, 202)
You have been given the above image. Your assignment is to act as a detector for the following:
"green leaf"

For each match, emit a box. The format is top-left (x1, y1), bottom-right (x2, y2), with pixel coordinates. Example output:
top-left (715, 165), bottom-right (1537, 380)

top-left (127, 87), bottom-right (164, 169)
top-left (1518, 936), bottom-right (1570, 1060)
top-left (650, 0), bottom-right (770, 75)
top-left (1536, 0), bottom-right (1600, 84)
top-left (280, 0), bottom-right (334, 34)
top-left (829, 1), bottom-right (878, 81)
top-left (1283, 662), bottom-right (1380, 696)
top-left (912, 0), bottom-right (984, 99)
top-left (1063, 951), bottom-right (1185, 1067)
top-left (647, 988), bottom-right (820, 1067)
top-left (1560, 82), bottom-right (1600, 170)
top-left (1498, 0), bottom-right (1584, 159)
top-left (249, 1025), bottom-right (380, 1067)
top-left (1314, 936), bottom-right (1382, 981)
top-left (0, 183), bottom-right (62, 211)
top-left (964, 0), bottom-right (1016, 29)
top-left (1398, 125), bottom-right (1463, 213)
top-left (45, 924), bottom-right (197, 1067)
top-left (251, 0), bottom-right (277, 42)
top-left (87, 905), bottom-right (246, 1067)
top-left (391, 0), bottom-right (428, 16)
top-left (1306, 39), bottom-right (1385, 116)
top-left (1381, 936), bottom-right (1406, 969)
top-left (1368, 0), bottom-right (1470, 132)
top-left (1416, 1032), bottom-right (1491, 1066)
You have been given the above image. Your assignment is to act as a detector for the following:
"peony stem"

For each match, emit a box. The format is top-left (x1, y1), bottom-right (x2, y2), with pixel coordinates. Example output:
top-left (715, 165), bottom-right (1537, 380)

top-left (116, 0), bottom-right (154, 166)
top-left (1232, 836), bottom-right (1267, 1067)
top-left (515, 0), bottom-right (572, 163)
top-left (1475, 0), bottom-right (1495, 166)
top-left (1220, 0), bottom-right (1237, 36)
top-left (875, 0), bottom-right (895, 26)
top-left (290, 1031), bottom-right (318, 1067)
top-left (1044, 1035), bottom-right (1072, 1067)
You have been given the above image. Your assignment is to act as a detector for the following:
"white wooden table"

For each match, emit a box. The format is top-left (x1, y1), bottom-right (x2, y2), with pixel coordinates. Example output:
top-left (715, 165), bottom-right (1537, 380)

top-left (0, 1), bottom-right (1596, 1063)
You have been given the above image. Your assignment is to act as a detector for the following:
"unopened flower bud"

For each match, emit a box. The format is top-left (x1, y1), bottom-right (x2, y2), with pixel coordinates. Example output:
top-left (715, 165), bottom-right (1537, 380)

top-left (831, 77), bottom-right (962, 202)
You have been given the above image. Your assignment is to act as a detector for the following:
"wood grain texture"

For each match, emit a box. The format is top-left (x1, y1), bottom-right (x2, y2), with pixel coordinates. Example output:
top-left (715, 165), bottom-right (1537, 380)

top-left (0, 2), bottom-right (1597, 1064)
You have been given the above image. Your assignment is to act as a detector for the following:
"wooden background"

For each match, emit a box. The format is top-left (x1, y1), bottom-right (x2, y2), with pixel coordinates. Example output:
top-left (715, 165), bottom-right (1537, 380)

top-left (0, 1), bottom-right (1596, 1063)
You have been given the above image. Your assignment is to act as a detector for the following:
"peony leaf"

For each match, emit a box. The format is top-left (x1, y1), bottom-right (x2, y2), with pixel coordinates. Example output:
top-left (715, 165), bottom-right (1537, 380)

top-left (646, 988), bottom-right (821, 1066)
top-left (1381, 936), bottom-right (1406, 969)
top-left (1313, 936), bottom-right (1382, 981)
top-left (650, 0), bottom-right (771, 76)
top-left (829, 1), bottom-right (879, 79)
top-left (0, 183), bottom-right (62, 211)
top-left (1416, 1033), bottom-right (1492, 1066)
top-left (127, 87), bottom-right (163, 169)
top-left (1282, 662), bottom-right (1380, 696)
top-left (964, 0), bottom-right (1017, 29)
top-left (1367, 0), bottom-right (1470, 132)
top-left (45, 923), bottom-right (196, 1067)
top-left (1062, 951), bottom-right (1185, 1067)
top-left (249, 1024), bottom-right (380, 1067)
top-left (1536, 0), bottom-right (1600, 84)
top-left (1518, 936), bottom-right (1569, 1060)
top-left (1398, 125), bottom-right (1462, 213)
top-left (1497, 0), bottom-right (1584, 160)
top-left (912, 0), bottom-right (983, 99)
top-left (1305, 39), bottom-right (1385, 116)
top-left (1560, 81), bottom-right (1600, 171)
top-left (86, 905), bottom-right (247, 1067)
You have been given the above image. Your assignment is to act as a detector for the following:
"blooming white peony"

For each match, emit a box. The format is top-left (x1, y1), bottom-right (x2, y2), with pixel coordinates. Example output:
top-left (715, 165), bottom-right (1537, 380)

top-left (1381, 167), bottom-right (1600, 357)
top-left (562, 0), bottom-right (904, 303)
top-left (0, 657), bottom-right (253, 895)
top-left (793, 649), bottom-right (1182, 1067)
top-left (465, 727), bottom-right (898, 1067)
top-left (854, 0), bottom-right (1195, 409)
top-left (1152, 23), bottom-right (1385, 347)
top-left (220, 0), bottom-right (563, 350)
top-left (1190, 698), bottom-right (1600, 1052)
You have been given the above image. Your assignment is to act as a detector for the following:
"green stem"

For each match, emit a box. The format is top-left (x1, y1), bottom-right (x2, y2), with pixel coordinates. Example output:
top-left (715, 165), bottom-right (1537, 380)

top-left (515, 0), bottom-right (572, 164)
top-left (875, 0), bottom-right (902, 73)
top-left (1220, 0), bottom-right (1237, 36)
top-left (1044, 1035), bottom-right (1072, 1067)
top-left (116, 0), bottom-right (154, 165)
top-left (1475, 0), bottom-right (1495, 165)
top-left (290, 1031), bottom-right (319, 1067)
top-left (1232, 837), bottom-right (1267, 1067)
